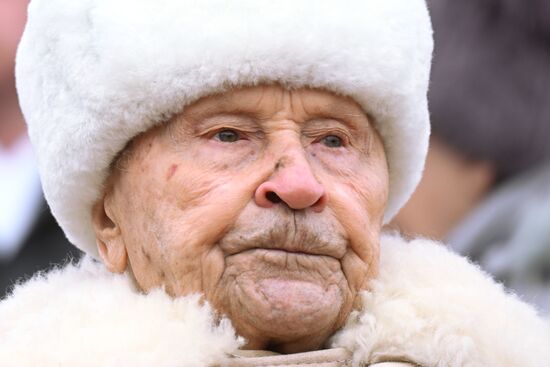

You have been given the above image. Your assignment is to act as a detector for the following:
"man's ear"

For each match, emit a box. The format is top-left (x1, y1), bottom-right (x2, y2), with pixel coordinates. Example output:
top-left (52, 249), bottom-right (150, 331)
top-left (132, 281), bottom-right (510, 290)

top-left (91, 194), bottom-right (128, 273)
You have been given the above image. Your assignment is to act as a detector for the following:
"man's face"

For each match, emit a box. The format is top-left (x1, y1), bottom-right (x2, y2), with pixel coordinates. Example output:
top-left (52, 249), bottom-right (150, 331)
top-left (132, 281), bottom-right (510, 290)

top-left (93, 85), bottom-right (388, 353)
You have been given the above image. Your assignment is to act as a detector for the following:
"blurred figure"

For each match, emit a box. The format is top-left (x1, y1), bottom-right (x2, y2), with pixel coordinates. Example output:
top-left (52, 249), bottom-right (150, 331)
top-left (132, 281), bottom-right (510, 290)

top-left (0, 0), bottom-right (80, 297)
top-left (394, 0), bottom-right (550, 311)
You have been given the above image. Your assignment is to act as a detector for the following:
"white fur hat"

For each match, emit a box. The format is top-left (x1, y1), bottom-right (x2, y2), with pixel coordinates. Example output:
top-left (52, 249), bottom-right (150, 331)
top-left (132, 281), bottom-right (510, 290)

top-left (16, 0), bottom-right (433, 257)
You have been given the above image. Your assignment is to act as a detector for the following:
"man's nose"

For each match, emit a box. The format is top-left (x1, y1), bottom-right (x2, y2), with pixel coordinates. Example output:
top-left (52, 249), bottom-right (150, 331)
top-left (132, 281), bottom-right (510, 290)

top-left (254, 154), bottom-right (327, 212)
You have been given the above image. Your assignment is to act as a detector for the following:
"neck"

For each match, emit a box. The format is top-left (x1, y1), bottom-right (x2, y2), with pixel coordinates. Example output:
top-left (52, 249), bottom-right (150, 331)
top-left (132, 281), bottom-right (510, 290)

top-left (392, 137), bottom-right (496, 240)
top-left (241, 328), bottom-right (331, 355)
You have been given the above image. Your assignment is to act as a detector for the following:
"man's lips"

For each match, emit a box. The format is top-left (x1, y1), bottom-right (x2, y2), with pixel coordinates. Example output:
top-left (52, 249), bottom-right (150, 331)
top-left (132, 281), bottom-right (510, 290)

top-left (219, 234), bottom-right (347, 259)
top-left (226, 246), bottom-right (342, 259)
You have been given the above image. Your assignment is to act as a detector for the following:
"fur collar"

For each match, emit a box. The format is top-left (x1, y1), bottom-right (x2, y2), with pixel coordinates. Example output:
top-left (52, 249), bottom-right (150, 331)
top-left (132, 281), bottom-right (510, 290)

top-left (1, 234), bottom-right (549, 367)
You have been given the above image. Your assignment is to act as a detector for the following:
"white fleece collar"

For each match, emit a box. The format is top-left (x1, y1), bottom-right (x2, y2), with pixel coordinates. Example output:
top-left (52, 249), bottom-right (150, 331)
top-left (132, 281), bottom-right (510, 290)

top-left (1, 234), bottom-right (549, 367)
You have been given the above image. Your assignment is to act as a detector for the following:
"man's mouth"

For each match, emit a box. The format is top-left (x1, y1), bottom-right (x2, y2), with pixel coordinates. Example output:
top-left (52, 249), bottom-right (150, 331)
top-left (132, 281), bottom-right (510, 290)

top-left (228, 246), bottom-right (340, 259)
top-left (218, 226), bottom-right (347, 259)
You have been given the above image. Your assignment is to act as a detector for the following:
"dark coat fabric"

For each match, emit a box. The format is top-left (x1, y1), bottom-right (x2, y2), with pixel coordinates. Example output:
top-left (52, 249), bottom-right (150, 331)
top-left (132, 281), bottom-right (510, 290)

top-left (0, 202), bottom-right (81, 298)
top-left (428, 0), bottom-right (550, 179)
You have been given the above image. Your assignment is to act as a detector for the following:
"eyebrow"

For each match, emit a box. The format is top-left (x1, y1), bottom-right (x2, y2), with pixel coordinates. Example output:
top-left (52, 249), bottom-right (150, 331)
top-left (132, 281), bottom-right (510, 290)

top-left (303, 101), bottom-right (371, 131)
top-left (184, 95), bottom-right (371, 129)
top-left (323, 100), bottom-right (369, 119)
top-left (185, 97), bottom-right (268, 122)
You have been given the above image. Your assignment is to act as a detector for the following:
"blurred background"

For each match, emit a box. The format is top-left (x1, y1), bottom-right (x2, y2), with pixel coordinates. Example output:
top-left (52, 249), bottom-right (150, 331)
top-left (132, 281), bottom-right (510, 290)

top-left (0, 0), bottom-right (81, 298)
top-left (394, 0), bottom-right (550, 311)
top-left (1, 0), bottom-right (549, 314)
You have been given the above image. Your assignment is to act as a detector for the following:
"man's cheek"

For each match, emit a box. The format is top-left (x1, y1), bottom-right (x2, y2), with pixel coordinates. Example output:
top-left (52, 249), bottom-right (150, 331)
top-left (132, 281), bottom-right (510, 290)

top-left (128, 245), bottom-right (174, 293)
top-left (171, 175), bottom-right (261, 241)
top-left (325, 184), bottom-right (379, 262)
top-left (201, 245), bottom-right (228, 299)
top-left (133, 235), bottom-right (211, 297)
top-left (182, 138), bottom-right (259, 175)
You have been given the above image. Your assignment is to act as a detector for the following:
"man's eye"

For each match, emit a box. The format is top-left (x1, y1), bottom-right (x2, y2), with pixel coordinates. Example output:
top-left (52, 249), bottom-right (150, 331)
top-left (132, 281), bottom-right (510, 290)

top-left (214, 129), bottom-right (240, 143)
top-left (321, 135), bottom-right (343, 148)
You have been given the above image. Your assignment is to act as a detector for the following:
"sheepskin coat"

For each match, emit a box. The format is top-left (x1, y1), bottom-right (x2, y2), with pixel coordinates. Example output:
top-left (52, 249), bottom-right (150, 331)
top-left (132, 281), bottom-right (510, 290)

top-left (1, 234), bottom-right (549, 367)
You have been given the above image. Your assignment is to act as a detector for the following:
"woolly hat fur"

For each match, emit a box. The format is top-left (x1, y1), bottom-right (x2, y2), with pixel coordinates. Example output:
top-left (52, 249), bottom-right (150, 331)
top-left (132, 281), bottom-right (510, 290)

top-left (16, 0), bottom-right (433, 257)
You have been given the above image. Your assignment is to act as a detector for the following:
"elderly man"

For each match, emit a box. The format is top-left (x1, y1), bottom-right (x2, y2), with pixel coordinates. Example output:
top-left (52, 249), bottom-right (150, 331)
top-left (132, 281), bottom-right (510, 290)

top-left (1, 0), bottom-right (549, 366)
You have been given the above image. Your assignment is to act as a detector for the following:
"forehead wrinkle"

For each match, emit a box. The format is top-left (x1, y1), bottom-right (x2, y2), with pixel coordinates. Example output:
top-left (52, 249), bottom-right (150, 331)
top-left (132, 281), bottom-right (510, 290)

top-left (185, 90), bottom-right (281, 123)
top-left (298, 94), bottom-right (369, 127)
top-left (182, 87), bottom-right (373, 132)
top-left (325, 100), bottom-right (369, 124)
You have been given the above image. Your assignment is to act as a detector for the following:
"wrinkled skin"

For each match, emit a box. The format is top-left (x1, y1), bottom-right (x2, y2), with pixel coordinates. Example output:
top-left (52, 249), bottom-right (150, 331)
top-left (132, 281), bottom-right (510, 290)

top-left (92, 85), bottom-right (389, 353)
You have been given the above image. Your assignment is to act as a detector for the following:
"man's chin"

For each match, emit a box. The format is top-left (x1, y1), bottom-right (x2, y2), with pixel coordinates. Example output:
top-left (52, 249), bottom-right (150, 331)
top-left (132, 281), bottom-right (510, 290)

top-left (228, 274), bottom-right (345, 343)
top-left (212, 249), bottom-right (353, 348)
